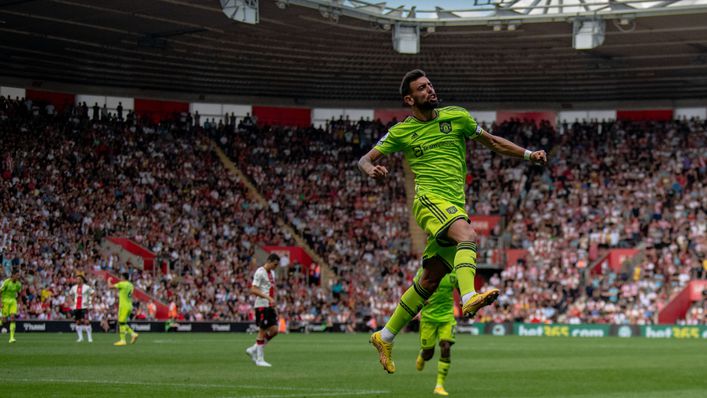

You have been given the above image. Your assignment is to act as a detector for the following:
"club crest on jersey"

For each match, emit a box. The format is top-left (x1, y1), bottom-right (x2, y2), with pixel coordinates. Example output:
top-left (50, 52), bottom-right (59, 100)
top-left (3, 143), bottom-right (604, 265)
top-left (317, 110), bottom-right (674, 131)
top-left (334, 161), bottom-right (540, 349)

top-left (446, 206), bottom-right (458, 214)
top-left (439, 121), bottom-right (452, 134)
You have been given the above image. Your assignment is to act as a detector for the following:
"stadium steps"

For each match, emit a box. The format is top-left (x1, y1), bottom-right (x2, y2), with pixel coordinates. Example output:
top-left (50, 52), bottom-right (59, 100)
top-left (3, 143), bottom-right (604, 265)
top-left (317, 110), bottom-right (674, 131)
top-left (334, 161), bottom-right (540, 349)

top-left (92, 269), bottom-right (171, 320)
top-left (580, 244), bottom-right (644, 286)
top-left (253, 245), bottom-right (272, 265)
top-left (403, 159), bottom-right (427, 256)
top-left (580, 248), bottom-right (613, 285)
top-left (209, 141), bottom-right (334, 283)
top-left (101, 238), bottom-right (147, 273)
top-left (658, 280), bottom-right (707, 323)
top-left (625, 242), bottom-right (706, 323)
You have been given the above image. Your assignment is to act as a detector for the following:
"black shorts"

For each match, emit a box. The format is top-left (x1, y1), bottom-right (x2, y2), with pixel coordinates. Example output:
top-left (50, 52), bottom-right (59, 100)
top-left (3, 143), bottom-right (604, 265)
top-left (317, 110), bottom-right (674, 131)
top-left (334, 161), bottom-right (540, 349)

top-left (73, 309), bottom-right (87, 321)
top-left (255, 307), bottom-right (277, 329)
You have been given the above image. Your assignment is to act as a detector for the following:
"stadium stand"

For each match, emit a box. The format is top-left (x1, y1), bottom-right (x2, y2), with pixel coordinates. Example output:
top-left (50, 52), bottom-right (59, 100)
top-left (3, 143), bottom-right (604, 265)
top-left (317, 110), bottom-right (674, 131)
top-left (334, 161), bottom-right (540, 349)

top-left (1, 93), bottom-right (705, 328)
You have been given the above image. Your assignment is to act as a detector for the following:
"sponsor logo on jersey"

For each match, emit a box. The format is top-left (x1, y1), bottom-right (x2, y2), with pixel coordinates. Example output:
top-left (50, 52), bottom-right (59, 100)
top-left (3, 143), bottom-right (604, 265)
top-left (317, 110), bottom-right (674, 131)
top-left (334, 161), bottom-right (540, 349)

top-left (446, 206), bottom-right (458, 214)
top-left (413, 145), bottom-right (423, 157)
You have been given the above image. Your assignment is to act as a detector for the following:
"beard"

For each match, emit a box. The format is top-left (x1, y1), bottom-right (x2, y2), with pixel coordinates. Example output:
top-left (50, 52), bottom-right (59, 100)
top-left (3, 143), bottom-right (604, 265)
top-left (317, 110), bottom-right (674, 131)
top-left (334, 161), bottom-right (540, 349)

top-left (418, 97), bottom-right (440, 110)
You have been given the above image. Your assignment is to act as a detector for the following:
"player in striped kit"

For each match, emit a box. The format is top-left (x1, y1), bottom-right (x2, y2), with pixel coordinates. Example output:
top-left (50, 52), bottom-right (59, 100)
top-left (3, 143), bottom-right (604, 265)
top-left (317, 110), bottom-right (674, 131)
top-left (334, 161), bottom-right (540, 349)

top-left (245, 253), bottom-right (280, 367)
top-left (69, 272), bottom-right (94, 343)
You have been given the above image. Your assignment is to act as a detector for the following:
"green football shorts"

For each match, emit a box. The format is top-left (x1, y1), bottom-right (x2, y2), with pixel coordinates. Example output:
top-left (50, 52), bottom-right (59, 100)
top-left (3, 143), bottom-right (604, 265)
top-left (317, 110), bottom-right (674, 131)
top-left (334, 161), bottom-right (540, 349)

top-left (419, 320), bottom-right (457, 349)
top-left (413, 193), bottom-right (468, 245)
top-left (1, 300), bottom-right (17, 317)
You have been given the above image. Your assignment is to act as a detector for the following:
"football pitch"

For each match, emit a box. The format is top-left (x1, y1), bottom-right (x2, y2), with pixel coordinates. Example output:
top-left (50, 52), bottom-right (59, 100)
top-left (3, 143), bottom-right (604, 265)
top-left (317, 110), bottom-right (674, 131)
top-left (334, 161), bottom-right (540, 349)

top-left (0, 333), bottom-right (705, 398)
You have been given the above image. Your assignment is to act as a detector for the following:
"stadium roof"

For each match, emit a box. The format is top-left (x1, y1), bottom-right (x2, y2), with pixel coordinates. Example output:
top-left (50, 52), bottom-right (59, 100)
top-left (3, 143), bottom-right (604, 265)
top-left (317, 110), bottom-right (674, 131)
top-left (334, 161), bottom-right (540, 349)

top-left (292, 0), bottom-right (707, 23)
top-left (1, 0), bottom-right (706, 104)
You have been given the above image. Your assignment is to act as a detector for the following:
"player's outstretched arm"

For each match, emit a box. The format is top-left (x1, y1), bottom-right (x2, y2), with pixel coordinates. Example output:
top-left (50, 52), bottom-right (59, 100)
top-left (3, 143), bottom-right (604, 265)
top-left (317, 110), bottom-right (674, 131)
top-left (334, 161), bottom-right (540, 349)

top-left (475, 130), bottom-right (547, 165)
top-left (358, 148), bottom-right (389, 180)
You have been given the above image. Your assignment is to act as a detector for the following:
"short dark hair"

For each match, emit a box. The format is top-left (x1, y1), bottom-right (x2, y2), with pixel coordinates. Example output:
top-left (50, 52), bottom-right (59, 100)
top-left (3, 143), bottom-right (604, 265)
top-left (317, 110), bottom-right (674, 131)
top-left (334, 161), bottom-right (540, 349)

top-left (400, 69), bottom-right (427, 98)
top-left (267, 253), bottom-right (281, 263)
top-left (122, 272), bottom-right (130, 280)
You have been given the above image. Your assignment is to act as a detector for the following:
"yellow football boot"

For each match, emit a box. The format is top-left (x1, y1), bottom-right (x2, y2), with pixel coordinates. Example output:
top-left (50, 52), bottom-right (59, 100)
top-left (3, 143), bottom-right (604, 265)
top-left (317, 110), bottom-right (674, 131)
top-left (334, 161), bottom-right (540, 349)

top-left (369, 331), bottom-right (396, 374)
top-left (462, 288), bottom-right (500, 317)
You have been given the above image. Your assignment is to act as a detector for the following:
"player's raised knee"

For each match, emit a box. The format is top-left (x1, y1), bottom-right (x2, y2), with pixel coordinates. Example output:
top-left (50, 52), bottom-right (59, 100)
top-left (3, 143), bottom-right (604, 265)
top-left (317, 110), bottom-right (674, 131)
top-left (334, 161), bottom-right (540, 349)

top-left (445, 219), bottom-right (477, 243)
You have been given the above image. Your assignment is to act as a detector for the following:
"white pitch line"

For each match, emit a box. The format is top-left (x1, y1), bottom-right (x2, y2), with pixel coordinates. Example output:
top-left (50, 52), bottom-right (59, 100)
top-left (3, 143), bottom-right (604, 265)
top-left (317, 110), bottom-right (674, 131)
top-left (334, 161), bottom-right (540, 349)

top-left (229, 391), bottom-right (390, 398)
top-left (238, 385), bottom-right (387, 393)
top-left (14, 379), bottom-right (239, 390)
top-left (13, 379), bottom-right (389, 395)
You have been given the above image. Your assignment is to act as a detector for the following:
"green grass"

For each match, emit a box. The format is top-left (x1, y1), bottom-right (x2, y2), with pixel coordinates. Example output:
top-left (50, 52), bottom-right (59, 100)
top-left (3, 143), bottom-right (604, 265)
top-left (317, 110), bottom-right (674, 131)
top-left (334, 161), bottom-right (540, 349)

top-left (0, 332), bottom-right (705, 397)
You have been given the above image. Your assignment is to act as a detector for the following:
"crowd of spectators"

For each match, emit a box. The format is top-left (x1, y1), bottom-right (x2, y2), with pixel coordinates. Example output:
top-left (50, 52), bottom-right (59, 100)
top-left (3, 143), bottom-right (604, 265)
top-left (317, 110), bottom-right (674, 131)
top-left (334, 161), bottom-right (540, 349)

top-left (684, 292), bottom-right (706, 325)
top-left (216, 115), bottom-right (418, 327)
top-left (481, 117), bottom-right (706, 324)
top-left (0, 95), bottom-right (318, 325)
top-left (2, 93), bottom-right (705, 328)
top-left (211, 111), bottom-right (705, 326)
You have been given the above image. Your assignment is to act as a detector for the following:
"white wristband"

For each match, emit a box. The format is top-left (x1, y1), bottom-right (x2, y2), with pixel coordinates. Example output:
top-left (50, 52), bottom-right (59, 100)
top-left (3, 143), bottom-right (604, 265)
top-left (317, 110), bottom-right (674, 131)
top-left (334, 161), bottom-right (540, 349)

top-left (523, 150), bottom-right (532, 161)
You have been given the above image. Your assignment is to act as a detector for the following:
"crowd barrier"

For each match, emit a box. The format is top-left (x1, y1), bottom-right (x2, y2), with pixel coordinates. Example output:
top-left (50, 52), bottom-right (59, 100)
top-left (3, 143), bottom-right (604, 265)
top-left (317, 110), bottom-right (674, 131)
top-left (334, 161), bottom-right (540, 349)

top-left (9, 321), bottom-right (707, 338)
top-left (456, 322), bottom-right (707, 339)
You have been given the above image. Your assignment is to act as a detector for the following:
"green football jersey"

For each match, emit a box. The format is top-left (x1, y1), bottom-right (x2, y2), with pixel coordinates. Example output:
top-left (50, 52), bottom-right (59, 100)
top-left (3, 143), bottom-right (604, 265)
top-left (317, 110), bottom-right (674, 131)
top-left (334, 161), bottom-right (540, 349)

top-left (415, 270), bottom-right (458, 324)
top-left (115, 281), bottom-right (134, 308)
top-left (0, 279), bottom-right (21, 302)
top-left (374, 106), bottom-right (481, 207)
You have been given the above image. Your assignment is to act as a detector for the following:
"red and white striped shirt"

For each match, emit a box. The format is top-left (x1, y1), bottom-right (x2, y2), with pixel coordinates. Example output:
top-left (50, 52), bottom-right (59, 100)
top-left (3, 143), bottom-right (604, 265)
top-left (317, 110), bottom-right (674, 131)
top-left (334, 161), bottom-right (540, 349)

top-left (252, 267), bottom-right (276, 309)
top-left (70, 283), bottom-right (94, 310)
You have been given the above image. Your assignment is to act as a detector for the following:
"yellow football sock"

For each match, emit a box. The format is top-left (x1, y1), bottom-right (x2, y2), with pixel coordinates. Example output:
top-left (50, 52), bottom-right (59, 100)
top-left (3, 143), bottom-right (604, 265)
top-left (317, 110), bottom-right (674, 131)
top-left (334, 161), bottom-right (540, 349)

top-left (436, 358), bottom-right (450, 387)
top-left (454, 242), bottom-right (478, 297)
top-left (119, 324), bottom-right (127, 342)
top-left (384, 280), bottom-right (431, 335)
